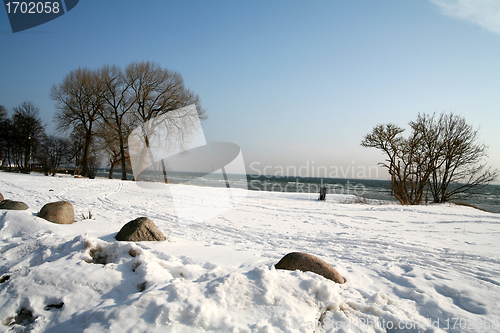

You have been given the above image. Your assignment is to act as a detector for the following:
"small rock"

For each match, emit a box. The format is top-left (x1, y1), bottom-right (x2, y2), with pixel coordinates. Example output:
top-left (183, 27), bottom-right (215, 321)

top-left (0, 199), bottom-right (29, 210)
top-left (115, 217), bottom-right (166, 242)
top-left (38, 201), bottom-right (75, 224)
top-left (0, 193), bottom-right (4, 201)
top-left (138, 282), bottom-right (147, 292)
top-left (44, 302), bottom-right (64, 310)
top-left (3, 307), bottom-right (36, 326)
top-left (275, 252), bottom-right (345, 284)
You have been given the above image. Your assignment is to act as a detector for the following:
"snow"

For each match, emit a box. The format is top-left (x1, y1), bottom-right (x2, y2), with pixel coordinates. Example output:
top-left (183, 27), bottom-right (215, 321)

top-left (1, 171), bottom-right (499, 332)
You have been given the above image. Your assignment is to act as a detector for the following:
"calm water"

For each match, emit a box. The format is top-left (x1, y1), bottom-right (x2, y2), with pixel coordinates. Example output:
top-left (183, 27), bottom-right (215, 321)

top-left (96, 170), bottom-right (500, 214)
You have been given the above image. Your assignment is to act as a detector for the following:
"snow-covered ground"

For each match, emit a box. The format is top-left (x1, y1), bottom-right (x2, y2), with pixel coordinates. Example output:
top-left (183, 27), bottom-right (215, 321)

top-left (1, 172), bottom-right (499, 332)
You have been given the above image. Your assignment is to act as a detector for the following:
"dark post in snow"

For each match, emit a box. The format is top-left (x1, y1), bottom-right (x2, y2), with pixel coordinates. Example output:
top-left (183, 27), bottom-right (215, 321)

top-left (318, 186), bottom-right (327, 201)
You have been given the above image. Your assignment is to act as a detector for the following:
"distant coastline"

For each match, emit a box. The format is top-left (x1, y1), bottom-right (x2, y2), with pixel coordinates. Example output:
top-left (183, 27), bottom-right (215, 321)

top-left (94, 169), bottom-right (500, 214)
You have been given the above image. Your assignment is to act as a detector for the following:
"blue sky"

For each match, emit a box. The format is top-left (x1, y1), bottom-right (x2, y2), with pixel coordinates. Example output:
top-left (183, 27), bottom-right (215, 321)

top-left (1, 0), bottom-right (499, 181)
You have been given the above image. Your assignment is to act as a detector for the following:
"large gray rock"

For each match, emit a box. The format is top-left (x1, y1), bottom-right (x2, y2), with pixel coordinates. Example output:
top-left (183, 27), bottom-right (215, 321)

top-left (0, 199), bottom-right (29, 210)
top-left (275, 252), bottom-right (345, 284)
top-left (38, 201), bottom-right (75, 224)
top-left (115, 217), bottom-right (166, 242)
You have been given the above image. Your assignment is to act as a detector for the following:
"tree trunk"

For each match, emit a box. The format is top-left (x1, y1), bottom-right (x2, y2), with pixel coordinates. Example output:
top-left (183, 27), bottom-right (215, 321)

top-left (109, 161), bottom-right (115, 179)
top-left (82, 132), bottom-right (91, 178)
top-left (24, 140), bottom-right (31, 173)
top-left (118, 129), bottom-right (127, 180)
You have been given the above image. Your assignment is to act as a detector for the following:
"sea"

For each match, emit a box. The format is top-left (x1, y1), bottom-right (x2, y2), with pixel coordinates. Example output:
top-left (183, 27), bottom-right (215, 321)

top-left (95, 169), bottom-right (500, 214)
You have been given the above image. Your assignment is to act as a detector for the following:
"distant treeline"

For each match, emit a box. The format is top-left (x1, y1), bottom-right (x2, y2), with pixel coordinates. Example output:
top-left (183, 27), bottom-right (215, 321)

top-left (0, 102), bottom-right (74, 176)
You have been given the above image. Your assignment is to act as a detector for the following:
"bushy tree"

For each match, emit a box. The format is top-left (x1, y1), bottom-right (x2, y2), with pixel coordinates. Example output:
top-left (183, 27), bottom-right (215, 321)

top-left (37, 135), bottom-right (73, 176)
top-left (362, 112), bottom-right (498, 205)
top-left (428, 113), bottom-right (498, 203)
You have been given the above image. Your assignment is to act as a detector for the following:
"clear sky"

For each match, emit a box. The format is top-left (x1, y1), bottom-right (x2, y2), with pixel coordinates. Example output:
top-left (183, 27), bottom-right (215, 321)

top-left (1, 0), bottom-right (499, 181)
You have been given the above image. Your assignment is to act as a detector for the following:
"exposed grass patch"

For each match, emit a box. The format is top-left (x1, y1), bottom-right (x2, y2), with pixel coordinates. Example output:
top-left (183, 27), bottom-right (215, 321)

top-left (342, 195), bottom-right (369, 204)
top-left (81, 209), bottom-right (94, 220)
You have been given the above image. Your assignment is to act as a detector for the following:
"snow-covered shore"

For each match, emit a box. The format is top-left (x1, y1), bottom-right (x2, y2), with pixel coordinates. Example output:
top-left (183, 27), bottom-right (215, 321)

top-left (1, 172), bottom-right (499, 332)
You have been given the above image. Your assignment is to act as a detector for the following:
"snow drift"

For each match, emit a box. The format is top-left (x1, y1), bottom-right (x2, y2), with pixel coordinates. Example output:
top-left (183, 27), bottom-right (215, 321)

top-left (0, 172), bottom-right (499, 332)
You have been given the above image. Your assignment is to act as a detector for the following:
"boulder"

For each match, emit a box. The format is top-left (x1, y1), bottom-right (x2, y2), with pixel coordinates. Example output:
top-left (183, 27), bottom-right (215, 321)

top-left (275, 252), bottom-right (345, 284)
top-left (115, 217), bottom-right (166, 242)
top-left (0, 199), bottom-right (29, 210)
top-left (38, 201), bottom-right (75, 224)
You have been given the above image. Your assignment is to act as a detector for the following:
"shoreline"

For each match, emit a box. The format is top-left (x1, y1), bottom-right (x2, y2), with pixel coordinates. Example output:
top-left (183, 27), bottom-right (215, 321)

top-left (3, 169), bottom-right (498, 214)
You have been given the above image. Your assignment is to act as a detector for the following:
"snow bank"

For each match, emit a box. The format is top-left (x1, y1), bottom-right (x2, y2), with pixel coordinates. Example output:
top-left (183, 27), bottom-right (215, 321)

top-left (1, 172), bottom-right (499, 332)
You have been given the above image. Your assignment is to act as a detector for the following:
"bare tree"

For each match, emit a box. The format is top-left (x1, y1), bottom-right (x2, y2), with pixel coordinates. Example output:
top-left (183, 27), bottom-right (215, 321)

top-left (360, 123), bottom-right (429, 204)
top-left (98, 65), bottom-right (134, 180)
top-left (125, 61), bottom-right (205, 181)
top-left (11, 101), bottom-right (46, 173)
top-left (51, 62), bottom-right (205, 179)
top-left (51, 67), bottom-right (104, 177)
top-left (362, 112), bottom-right (498, 205)
top-left (37, 135), bottom-right (73, 176)
top-left (125, 61), bottom-right (204, 125)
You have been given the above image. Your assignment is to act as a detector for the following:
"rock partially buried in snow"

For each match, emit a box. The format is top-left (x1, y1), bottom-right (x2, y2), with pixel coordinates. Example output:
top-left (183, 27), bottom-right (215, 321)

top-left (0, 199), bottom-right (29, 210)
top-left (115, 217), bottom-right (166, 242)
top-left (0, 193), bottom-right (4, 201)
top-left (275, 252), bottom-right (345, 284)
top-left (38, 201), bottom-right (75, 224)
